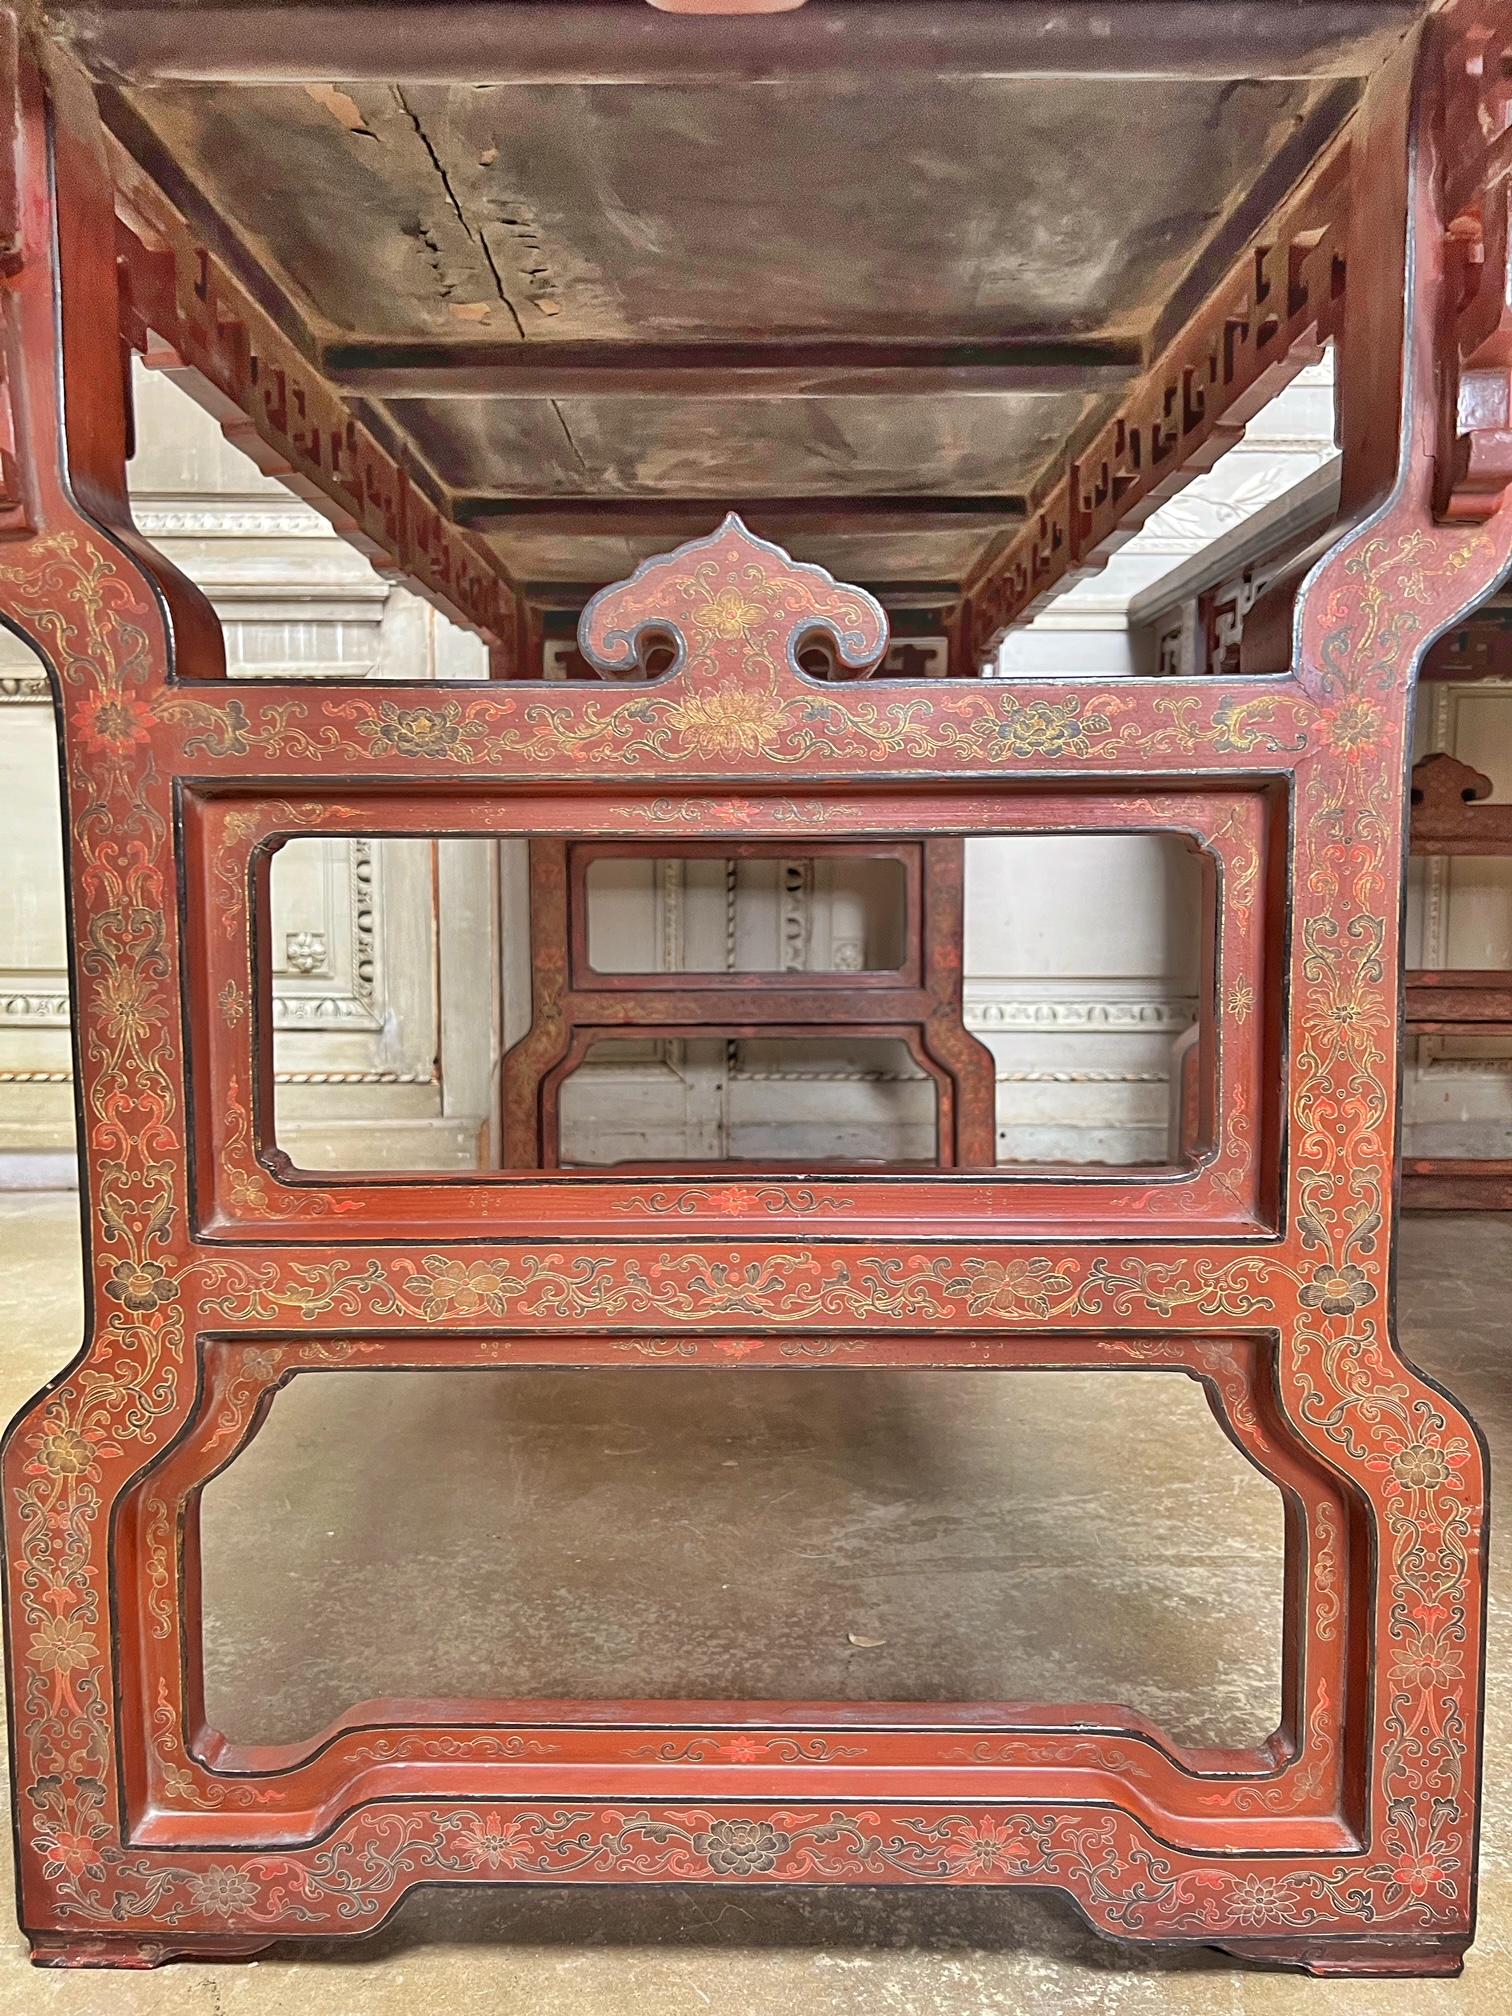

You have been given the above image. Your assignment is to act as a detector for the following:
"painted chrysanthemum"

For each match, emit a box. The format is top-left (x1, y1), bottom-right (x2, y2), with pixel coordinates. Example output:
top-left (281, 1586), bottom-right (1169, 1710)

top-left (1225, 1874), bottom-right (1296, 1926)
top-left (188, 1865), bottom-right (261, 1917)
top-left (34, 1425), bottom-right (95, 1478)
top-left (30, 1615), bottom-right (96, 1677)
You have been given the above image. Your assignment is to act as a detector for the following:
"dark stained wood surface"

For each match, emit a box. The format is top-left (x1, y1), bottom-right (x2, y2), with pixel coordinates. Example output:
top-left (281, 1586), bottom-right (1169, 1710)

top-left (68, 0), bottom-right (1412, 600)
top-left (61, 2), bottom-right (1421, 86)
top-left (322, 336), bottom-right (1143, 398)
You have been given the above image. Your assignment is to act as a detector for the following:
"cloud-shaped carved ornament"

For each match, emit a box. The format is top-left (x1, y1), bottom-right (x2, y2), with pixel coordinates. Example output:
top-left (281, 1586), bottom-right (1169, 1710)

top-left (577, 513), bottom-right (890, 682)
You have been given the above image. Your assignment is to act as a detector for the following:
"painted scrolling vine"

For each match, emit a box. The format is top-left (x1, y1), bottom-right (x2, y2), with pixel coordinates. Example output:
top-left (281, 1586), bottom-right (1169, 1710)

top-left (0, 13), bottom-right (1508, 1970)
top-left (0, 495), bottom-right (1496, 1954)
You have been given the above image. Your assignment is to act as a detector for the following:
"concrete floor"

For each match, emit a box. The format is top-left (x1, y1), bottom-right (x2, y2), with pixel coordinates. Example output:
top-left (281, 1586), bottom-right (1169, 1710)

top-left (0, 1190), bottom-right (1507, 2014)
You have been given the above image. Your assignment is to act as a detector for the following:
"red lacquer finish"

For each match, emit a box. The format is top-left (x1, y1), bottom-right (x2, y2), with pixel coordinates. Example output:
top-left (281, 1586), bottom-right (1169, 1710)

top-left (181, 786), bottom-right (1260, 1237)
top-left (0, 6), bottom-right (1509, 1982)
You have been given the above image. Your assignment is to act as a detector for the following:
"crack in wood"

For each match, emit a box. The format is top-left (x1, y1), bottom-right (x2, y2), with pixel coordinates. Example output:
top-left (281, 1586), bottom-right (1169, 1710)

top-left (393, 86), bottom-right (527, 339)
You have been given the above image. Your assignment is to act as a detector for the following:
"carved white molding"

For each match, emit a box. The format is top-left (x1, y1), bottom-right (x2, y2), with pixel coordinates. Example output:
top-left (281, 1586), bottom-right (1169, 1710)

top-left (731, 1068), bottom-right (922, 1083)
top-left (963, 984), bottom-right (1196, 1032)
top-left (1123, 456), bottom-right (1337, 557)
top-left (729, 1062), bottom-right (1171, 1086)
top-left (998, 1068), bottom-right (1168, 1085)
top-left (271, 840), bottom-right (378, 1029)
top-left (1002, 606), bottom-right (1137, 635)
top-left (656, 857), bottom-right (684, 974)
top-left (0, 978), bottom-right (70, 1025)
top-left (780, 860), bottom-right (812, 972)
top-left (272, 990), bottom-right (375, 1027)
top-left (0, 1068), bottom-right (445, 1088)
top-left (1415, 1050), bottom-right (1512, 1077)
top-left (133, 500), bottom-right (335, 539)
top-left (131, 494), bottom-right (394, 624)
top-left (272, 990), bottom-right (378, 1027)
top-left (7, 1060), bottom-right (1176, 1091)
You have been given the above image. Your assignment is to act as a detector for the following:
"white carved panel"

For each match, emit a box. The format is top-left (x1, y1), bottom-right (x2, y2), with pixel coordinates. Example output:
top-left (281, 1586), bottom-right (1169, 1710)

top-left (270, 838), bottom-right (378, 1031)
top-left (270, 835), bottom-right (492, 1169)
top-left (0, 664), bottom-right (73, 1162)
top-left (560, 857), bottom-right (932, 1163)
top-left (964, 835), bottom-right (1199, 1164)
top-left (583, 856), bottom-right (906, 977)
top-left (1403, 682), bottom-right (1512, 1158)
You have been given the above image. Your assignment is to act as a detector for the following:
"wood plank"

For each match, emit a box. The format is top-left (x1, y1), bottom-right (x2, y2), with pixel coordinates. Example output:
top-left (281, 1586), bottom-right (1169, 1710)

top-left (64, 2), bottom-right (1417, 87)
top-left (1401, 1160), bottom-right (1512, 1211)
top-left (1404, 979), bottom-right (1512, 1030)
top-left (459, 496), bottom-right (1025, 536)
top-left (964, 129), bottom-right (1352, 653)
top-left (327, 338), bottom-right (1142, 400)
top-left (521, 577), bottom-right (964, 609)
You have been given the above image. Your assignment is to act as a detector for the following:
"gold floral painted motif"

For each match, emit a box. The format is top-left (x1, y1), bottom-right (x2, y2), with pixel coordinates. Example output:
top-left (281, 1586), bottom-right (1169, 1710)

top-left (0, 445), bottom-right (1499, 1953)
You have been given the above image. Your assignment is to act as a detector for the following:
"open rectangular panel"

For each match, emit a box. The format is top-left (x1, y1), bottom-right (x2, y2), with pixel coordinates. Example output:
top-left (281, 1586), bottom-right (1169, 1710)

top-left (266, 829), bottom-right (1213, 1172)
top-left (580, 843), bottom-right (915, 979)
top-left (555, 1034), bottom-right (943, 1167)
top-left (182, 784), bottom-right (1282, 1239)
top-left (115, 1330), bottom-right (1365, 1859)
top-left (197, 1364), bottom-right (1287, 1747)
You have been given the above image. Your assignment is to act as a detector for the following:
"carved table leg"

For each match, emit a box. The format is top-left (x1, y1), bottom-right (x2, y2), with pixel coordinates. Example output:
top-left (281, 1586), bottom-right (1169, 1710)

top-left (29, 1933), bottom-right (277, 1969)
top-left (1211, 1936), bottom-right (1469, 1977)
